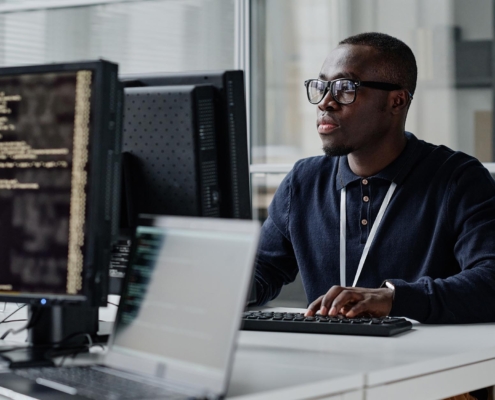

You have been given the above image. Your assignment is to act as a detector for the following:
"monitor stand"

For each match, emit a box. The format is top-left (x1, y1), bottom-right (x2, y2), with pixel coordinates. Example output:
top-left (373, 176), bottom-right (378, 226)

top-left (0, 305), bottom-right (105, 368)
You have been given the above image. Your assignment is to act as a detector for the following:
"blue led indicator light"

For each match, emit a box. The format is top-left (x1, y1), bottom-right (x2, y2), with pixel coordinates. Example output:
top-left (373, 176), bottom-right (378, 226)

top-left (40, 299), bottom-right (47, 305)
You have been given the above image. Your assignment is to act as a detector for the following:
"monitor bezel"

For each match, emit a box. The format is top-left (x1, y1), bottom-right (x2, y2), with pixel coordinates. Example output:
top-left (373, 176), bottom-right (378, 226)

top-left (0, 60), bottom-right (118, 306)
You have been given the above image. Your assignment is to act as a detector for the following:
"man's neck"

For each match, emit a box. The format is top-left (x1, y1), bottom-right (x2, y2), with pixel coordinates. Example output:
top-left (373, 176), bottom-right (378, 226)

top-left (347, 133), bottom-right (407, 178)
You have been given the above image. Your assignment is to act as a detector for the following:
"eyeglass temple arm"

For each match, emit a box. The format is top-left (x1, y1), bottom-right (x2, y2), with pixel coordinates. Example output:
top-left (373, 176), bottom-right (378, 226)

top-left (359, 81), bottom-right (413, 99)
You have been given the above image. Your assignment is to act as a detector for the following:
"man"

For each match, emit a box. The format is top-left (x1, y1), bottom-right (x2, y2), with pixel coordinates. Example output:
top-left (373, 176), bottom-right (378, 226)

top-left (254, 32), bottom-right (495, 324)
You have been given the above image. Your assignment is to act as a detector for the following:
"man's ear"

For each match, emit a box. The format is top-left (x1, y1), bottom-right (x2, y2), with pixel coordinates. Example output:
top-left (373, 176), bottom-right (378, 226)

top-left (390, 90), bottom-right (410, 114)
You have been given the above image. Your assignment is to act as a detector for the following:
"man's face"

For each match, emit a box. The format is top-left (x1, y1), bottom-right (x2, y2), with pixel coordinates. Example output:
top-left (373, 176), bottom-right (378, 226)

top-left (317, 44), bottom-right (393, 157)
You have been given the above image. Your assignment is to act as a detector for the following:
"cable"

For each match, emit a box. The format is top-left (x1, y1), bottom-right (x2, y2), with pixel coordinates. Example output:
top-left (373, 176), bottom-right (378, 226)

top-left (1, 323), bottom-right (27, 340)
top-left (58, 352), bottom-right (72, 368)
top-left (0, 311), bottom-right (101, 365)
top-left (0, 328), bottom-right (98, 366)
top-left (0, 304), bottom-right (27, 326)
top-left (58, 340), bottom-right (106, 368)
top-left (57, 334), bottom-right (93, 367)
top-left (1, 319), bottom-right (27, 323)
top-left (1, 306), bottom-right (41, 340)
top-left (107, 302), bottom-right (119, 307)
top-left (42, 332), bottom-right (94, 366)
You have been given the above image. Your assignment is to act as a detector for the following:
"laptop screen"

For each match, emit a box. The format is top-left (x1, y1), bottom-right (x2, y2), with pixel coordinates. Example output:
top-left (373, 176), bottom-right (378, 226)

top-left (108, 216), bottom-right (259, 393)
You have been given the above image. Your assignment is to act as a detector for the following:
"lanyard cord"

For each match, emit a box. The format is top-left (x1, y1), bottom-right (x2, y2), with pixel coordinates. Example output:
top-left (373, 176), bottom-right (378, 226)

top-left (339, 182), bottom-right (397, 287)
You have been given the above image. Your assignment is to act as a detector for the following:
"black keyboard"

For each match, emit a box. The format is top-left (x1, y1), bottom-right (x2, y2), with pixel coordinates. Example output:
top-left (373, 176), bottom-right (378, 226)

top-left (242, 311), bottom-right (412, 337)
top-left (14, 366), bottom-right (188, 400)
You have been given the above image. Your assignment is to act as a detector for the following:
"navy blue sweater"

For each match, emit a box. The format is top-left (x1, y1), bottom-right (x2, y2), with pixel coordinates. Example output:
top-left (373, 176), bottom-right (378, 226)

top-left (254, 132), bottom-right (495, 323)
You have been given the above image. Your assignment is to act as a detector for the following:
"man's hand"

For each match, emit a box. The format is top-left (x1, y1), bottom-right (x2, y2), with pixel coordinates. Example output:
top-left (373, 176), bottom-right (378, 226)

top-left (305, 286), bottom-right (394, 318)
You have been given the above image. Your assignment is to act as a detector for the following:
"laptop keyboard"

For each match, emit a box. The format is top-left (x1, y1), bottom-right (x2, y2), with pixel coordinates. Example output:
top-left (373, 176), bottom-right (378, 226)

top-left (242, 311), bottom-right (412, 337)
top-left (14, 366), bottom-right (191, 400)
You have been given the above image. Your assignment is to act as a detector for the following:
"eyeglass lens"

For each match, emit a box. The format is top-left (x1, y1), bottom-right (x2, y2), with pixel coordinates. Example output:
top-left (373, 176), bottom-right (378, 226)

top-left (307, 79), bottom-right (357, 105)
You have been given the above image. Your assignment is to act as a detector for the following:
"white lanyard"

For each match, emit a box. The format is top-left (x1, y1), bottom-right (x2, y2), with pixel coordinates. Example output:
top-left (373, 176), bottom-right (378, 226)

top-left (339, 182), bottom-right (397, 287)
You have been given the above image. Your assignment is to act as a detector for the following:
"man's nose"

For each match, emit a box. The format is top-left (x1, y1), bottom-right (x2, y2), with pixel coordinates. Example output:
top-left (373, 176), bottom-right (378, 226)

top-left (317, 90), bottom-right (340, 112)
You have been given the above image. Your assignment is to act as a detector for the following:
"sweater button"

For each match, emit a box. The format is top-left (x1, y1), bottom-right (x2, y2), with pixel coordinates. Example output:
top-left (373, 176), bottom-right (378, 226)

top-left (362, 179), bottom-right (369, 185)
top-left (361, 219), bottom-right (368, 226)
top-left (363, 196), bottom-right (370, 202)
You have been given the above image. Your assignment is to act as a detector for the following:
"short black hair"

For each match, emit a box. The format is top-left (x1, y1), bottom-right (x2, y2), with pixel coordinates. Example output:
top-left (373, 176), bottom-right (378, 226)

top-left (339, 32), bottom-right (417, 96)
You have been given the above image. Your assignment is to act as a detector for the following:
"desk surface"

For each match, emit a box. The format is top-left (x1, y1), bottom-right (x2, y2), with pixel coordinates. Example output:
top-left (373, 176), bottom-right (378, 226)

top-left (228, 335), bottom-right (364, 399)
top-left (230, 307), bottom-right (495, 399)
top-left (238, 309), bottom-right (495, 384)
top-left (0, 303), bottom-right (365, 400)
top-left (1, 304), bottom-right (495, 400)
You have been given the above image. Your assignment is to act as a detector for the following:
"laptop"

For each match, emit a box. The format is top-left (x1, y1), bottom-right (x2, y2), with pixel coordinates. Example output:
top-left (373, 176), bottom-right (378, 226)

top-left (0, 215), bottom-right (260, 400)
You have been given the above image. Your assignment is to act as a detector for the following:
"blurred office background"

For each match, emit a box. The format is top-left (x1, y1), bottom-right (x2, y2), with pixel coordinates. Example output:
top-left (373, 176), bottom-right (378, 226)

top-left (1, 0), bottom-right (493, 306)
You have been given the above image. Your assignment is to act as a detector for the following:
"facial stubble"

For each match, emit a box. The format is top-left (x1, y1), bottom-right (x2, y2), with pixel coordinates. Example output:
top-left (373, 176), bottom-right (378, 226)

top-left (322, 145), bottom-right (354, 157)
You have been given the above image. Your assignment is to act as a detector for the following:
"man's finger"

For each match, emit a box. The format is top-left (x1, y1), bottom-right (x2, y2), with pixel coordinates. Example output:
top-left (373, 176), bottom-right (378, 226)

top-left (305, 295), bottom-right (324, 316)
top-left (329, 290), bottom-right (364, 316)
top-left (340, 305), bottom-right (353, 315)
top-left (345, 299), bottom-right (372, 318)
top-left (319, 286), bottom-right (346, 315)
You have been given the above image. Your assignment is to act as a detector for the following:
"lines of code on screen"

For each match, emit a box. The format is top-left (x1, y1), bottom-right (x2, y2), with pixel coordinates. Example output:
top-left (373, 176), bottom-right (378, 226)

top-left (118, 230), bottom-right (164, 327)
top-left (0, 71), bottom-right (92, 296)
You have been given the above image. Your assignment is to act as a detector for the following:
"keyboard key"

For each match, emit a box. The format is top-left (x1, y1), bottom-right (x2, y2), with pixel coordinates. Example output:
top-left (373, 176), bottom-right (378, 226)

top-left (383, 318), bottom-right (404, 324)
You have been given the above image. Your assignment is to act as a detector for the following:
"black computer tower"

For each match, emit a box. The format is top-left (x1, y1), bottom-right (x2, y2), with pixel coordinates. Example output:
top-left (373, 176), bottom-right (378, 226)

top-left (122, 85), bottom-right (220, 221)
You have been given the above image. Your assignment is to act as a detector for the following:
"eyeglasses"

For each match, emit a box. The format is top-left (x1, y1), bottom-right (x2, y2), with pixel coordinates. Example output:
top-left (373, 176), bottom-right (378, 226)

top-left (304, 78), bottom-right (413, 105)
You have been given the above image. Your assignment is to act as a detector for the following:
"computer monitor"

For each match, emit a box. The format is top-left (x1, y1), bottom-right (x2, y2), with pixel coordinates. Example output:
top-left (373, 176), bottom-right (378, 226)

top-left (0, 60), bottom-right (123, 364)
top-left (108, 71), bottom-right (252, 295)
top-left (120, 70), bottom-right (251, 220)
top-left (108, 83), bottom-right (221, 294)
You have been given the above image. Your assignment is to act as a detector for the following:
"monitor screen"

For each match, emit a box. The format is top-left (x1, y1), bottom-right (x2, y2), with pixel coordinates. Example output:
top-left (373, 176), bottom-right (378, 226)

top-left (0, 61), bottom-right (122, 305)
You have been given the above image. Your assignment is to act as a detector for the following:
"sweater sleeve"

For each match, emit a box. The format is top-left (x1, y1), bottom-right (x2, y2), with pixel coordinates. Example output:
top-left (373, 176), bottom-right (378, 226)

top-left (389, 161), bottom-right (495, 323)
top-left (254, 170), bottom-right (299, 306)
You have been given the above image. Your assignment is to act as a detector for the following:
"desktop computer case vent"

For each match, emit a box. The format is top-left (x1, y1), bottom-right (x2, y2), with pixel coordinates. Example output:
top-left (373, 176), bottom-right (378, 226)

top-left (123, 85), bottom-right (220, 218)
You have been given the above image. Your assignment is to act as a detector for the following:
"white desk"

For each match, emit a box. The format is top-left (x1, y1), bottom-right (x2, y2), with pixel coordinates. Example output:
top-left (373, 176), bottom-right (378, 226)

top-left (229, 307), bottom-right (495, 400)
top-left (1, 304), bottom-right (495, 400)
top-left (0, 303), bottom-right (364, 400)
top-left (227, 342), bottom-right (364, 399)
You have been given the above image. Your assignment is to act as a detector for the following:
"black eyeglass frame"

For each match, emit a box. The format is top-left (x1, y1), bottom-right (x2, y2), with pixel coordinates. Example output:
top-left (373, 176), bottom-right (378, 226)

top-left (304, 78), bottom-right (413, 105)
